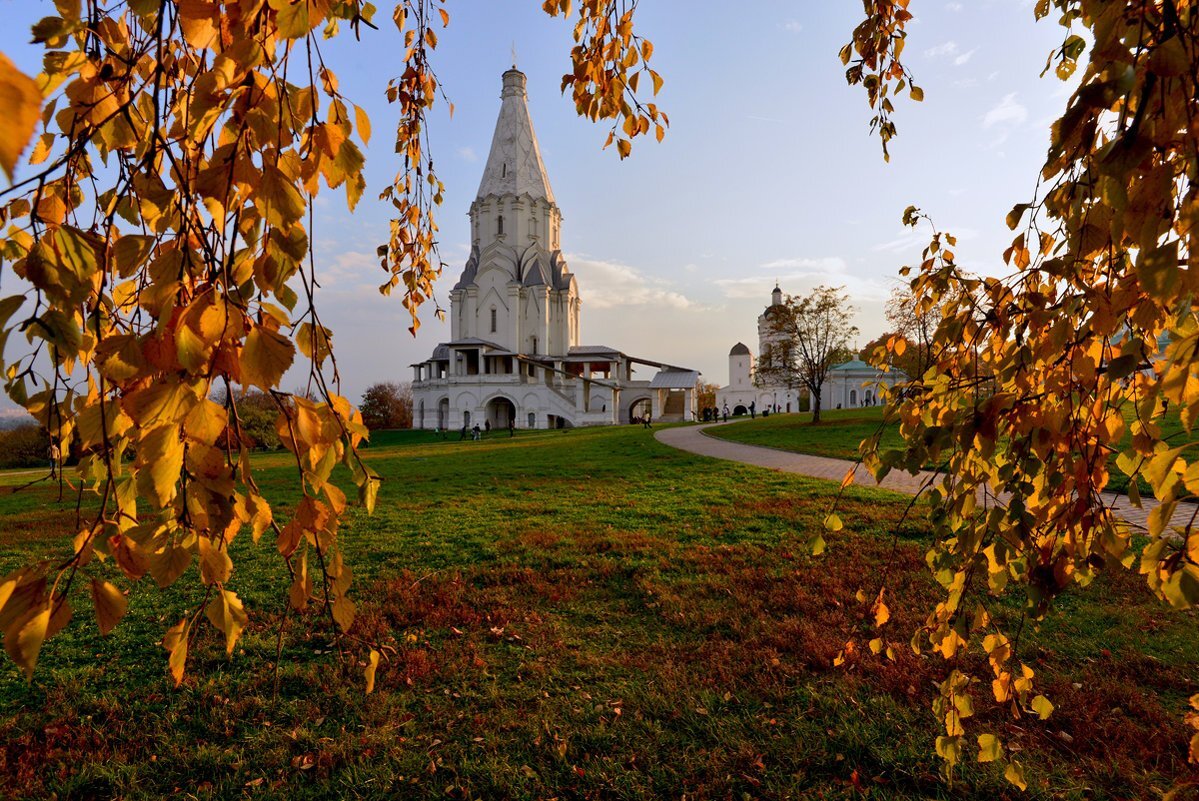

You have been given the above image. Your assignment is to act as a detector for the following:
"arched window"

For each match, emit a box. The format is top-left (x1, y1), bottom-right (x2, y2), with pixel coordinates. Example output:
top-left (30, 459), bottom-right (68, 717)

top-left (497, 214), bottom-right (504, 236)
top-left (850, 389), bottom-right (858, 406)
top-left (490, 307), bottom-right (497, 333)
top-left (527, 412), bottom-right (535, 428)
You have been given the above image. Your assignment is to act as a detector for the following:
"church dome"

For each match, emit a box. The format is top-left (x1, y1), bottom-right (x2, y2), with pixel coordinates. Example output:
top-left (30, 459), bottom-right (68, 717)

top-left (729, 342), bottom-right (751, 356)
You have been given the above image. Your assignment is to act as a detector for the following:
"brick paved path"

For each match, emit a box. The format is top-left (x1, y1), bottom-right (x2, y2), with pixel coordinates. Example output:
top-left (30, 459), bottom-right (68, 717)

top-left (655, 423), bottom-right (1194, 534)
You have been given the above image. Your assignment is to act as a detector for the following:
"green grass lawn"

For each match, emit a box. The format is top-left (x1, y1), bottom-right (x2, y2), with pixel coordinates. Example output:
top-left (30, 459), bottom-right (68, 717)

top-left (0, 425), bottom-right (1196, 799)
top-left (710, 406), bottom-right (1199, 496)
top-left (708, 408), bottom-right (896, 461)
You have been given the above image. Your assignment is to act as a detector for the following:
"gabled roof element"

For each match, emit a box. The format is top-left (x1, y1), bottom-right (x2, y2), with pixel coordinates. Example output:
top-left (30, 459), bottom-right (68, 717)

top-left (729, 342), bottom-right (751, 356)
top-left (476, 69), bottom-right (555, 203)
top-left (649, 370), bottom-right (701, 389)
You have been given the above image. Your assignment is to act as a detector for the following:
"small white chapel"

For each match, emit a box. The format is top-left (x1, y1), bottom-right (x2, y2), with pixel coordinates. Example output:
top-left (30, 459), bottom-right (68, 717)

top-left (717, 285), bottom-right (904, 414)
top-left (411, 68), bottom-right (700, 430)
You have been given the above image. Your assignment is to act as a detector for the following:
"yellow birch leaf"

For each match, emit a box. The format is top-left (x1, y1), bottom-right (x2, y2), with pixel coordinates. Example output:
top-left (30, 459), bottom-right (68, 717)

top-left (197, 537), bottom-right (232, 585)
top-left (358, 468), bottom-right (381, 514)
top-left (184, 399), bottom-right (228, 446)
top-left (0, 53), bottom-right (41, 182)
top-left (364, 648), bottom-right (380, 694)
top-left (257, 164), bottom-right (306, 229)
top-left (5, 602), bottom-right (50, 681)
top-left (205, 588), bottom-right (248, 656)
top-left (247, 493), bottom-right (273, 543)
top-left (289, 549), bottom-right (311, 610)
top-left (977, 733), bottom-right (1003, 762)
top-left (90, 579), bottom-right (127, 635)
top-left (840, 466), bottom-right (855, 490)
top-left (824, 513), bottom-right (844, 532)
top-left (873, 599), bottom-right (890, 627)
top-left (135, 425), bottom-right (184, 507)
top-left (354, 104), bottom-right (371, 145)
top-left (1005, 761), bottom-right (1027, 791)
top-left (332, 594), bottom-right (355, 631)
top-left (162, 618), bottom-right (189, 687)
top-left (241, 325), bottom-right (295, 391)
top-left (1030, 694), bottom-right (1054, 719)
top-left (147, 540), bottom-right (192, 589)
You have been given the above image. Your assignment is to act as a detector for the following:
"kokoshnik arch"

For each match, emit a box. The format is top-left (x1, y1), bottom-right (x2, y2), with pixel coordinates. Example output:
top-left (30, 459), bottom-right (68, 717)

top-left (411, 68), bottom-right (700, 431)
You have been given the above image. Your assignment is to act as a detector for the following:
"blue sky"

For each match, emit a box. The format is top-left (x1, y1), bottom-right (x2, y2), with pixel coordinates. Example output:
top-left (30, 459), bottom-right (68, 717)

top-left (0, 0), bottom-right (1072, 407)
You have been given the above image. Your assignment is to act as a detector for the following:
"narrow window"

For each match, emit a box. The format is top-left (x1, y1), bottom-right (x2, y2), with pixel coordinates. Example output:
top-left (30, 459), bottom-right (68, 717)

top-left (502, 163), bottom-right (507, 177)
top-left (490, 307), bottom-right (497, 333)
top-left (497, 214), bottom-right (504, 236)
top-left (531, 336), bottom-right (538, 355)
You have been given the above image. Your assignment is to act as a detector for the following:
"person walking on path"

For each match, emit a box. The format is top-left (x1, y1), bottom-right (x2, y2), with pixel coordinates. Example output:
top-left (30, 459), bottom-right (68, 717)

top-left (472, 424), bottom-right (482, 441)
top-left (750, 401), bottom-right (756, 419)
top-left (722, 405), bottom-right (729, 422)
top-left (48, 441), bottom-right (60, 478)
top-left (642, 414), bottom-right (652, 429)
top-left (508, 418), bottom-right (515, 438)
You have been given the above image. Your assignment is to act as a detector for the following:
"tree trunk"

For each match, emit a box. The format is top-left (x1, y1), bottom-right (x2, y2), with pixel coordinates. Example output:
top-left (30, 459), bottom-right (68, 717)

top-left (811, 388), bottom-right (822, 424)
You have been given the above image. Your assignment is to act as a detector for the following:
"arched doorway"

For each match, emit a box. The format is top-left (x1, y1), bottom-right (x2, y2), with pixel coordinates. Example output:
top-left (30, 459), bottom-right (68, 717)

top-left (437, 398), bottom-right (449, 429)
top-left (628, 397), bottom-right (652, 423)
top-left (733, 404), bottom-right (748, 416)
top-left (486, 397), bottom-right (516, 429)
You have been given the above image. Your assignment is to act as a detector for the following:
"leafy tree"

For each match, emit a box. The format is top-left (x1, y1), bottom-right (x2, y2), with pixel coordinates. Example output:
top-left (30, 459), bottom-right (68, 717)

top-left (756, 286), bottom-right (858, 424)
top-left (840, 0), bottom-right (1199, 786)
top-left (359, 382), bottom-right (413, 431)
top-left (0, 424), bottom-right (51, 470)
top-left (0, 0), bottom-right (667, 687)
top-left (870, 283), bottom-right (940, 380)
top-left (695, 380), bottom-right (719, 413)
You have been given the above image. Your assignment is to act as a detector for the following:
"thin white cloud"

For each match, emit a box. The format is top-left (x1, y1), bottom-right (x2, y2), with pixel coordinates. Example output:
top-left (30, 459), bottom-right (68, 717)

top-left (566, 253), bottom-right (699, 310)
top-left (954, 48), bottom-right (976, 66)
top-left (713, 257), bottom-right (886, 302)
top-left (945, 2), bottom-right (963, 10)
top-left (457, 146), bottom-right (478, 162)
top-left (873, 227), bottom-right (978, 255)
top-left (782, 20), bottom-right (803, 33)
top-left (760, 256), bottom-right (848, 272)
top-left (982, 93), bottom-right (1028, 148)
top-left (925, 41), bottom-right (959, 58)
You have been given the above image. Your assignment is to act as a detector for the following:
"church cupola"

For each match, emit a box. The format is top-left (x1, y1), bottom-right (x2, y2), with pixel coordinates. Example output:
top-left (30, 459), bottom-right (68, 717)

top-left (771, 283), bottom-right (782, 306)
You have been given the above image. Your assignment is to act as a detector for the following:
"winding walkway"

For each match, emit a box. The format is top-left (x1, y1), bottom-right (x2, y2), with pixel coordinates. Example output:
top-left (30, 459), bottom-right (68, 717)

top-left (654, 422), bottom-right (1190, 533)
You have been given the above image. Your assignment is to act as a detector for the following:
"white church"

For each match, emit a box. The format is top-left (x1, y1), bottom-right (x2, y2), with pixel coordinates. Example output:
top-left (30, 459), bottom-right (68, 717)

top-left (717, 285), bottom-right (904, 415)
top-left (411, 68), bottom-right (700, 431)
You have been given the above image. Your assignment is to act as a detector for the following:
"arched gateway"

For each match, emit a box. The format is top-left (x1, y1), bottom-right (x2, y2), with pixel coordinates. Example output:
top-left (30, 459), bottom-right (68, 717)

top-left (486, 397), bottom-right (516, 429)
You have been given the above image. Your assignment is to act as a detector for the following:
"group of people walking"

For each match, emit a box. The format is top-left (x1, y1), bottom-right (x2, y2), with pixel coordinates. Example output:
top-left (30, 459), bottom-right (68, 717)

top-left (453, 418), bottom-right (516, 441)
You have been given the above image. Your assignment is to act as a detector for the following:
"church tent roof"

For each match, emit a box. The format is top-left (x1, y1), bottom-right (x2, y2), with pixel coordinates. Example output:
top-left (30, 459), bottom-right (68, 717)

top-left (475, 69), bottom-right (555, 204)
